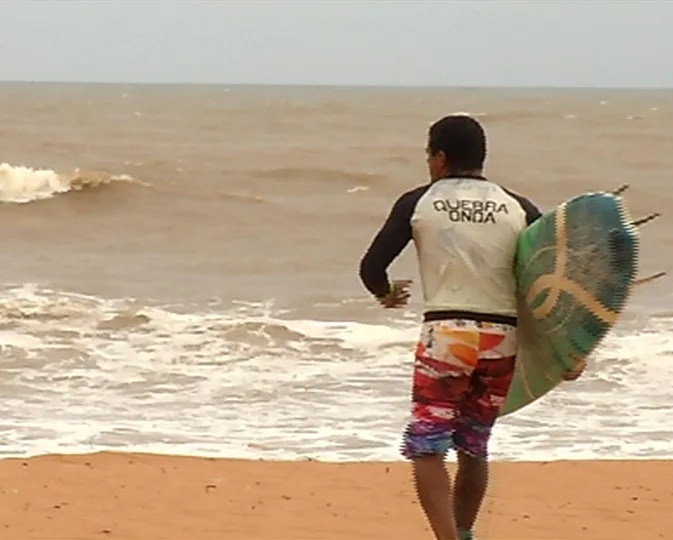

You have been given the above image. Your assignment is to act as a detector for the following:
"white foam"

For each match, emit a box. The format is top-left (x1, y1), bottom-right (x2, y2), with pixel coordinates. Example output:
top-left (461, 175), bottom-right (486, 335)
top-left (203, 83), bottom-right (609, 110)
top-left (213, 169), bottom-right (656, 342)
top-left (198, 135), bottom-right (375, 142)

top-left (0, 163), bottom-right (144, 203)
top-left (0, 284), bottom-right (670, 462)
top-left (0, 163), bottom-right (70, 203)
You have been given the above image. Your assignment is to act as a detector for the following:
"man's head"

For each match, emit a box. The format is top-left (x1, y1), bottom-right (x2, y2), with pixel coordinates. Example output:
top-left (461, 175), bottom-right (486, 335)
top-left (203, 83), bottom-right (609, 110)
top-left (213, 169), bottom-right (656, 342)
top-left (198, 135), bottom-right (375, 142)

top-left (426, 114), bottom-right (487, 181)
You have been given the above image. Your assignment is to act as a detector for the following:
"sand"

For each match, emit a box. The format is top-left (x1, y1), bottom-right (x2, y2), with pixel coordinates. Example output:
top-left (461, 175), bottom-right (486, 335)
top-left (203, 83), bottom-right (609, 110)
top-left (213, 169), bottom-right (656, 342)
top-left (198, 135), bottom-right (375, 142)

top-left (0, 452), bottom-right (669, 540)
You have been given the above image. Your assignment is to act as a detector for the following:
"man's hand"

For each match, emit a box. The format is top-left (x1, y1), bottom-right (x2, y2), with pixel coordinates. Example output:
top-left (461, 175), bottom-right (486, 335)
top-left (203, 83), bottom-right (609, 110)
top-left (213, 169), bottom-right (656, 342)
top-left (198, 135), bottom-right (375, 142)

top-left (563, 358), bottom-right (587, 381)
top-left (377, 279), bottom-right (413, 308)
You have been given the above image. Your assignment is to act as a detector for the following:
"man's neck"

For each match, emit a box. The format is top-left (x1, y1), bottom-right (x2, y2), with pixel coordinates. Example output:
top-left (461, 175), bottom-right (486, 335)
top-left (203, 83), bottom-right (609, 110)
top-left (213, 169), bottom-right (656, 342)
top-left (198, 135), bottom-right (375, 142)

top-left (432, 170), bottom-right (485, 183)
top-left (446, 169), bottom-right (483, 177)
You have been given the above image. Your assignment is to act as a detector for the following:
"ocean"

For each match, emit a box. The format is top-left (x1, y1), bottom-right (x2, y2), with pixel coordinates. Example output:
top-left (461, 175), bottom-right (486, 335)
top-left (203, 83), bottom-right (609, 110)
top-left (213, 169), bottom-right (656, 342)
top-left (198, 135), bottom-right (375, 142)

top-left (0, 83), bottom-right (670, 461)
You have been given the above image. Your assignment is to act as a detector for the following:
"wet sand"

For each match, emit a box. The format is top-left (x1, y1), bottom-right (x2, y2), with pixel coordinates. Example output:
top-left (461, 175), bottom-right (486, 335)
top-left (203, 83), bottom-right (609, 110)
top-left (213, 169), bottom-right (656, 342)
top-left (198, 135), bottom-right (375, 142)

top-left (0, 452), bottom-right (669, 539)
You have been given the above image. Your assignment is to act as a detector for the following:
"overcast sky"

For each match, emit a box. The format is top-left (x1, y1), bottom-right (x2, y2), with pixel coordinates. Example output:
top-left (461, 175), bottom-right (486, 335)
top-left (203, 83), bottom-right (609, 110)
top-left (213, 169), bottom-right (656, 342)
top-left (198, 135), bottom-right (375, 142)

top-left (0, 0), bottom-right (671, 87)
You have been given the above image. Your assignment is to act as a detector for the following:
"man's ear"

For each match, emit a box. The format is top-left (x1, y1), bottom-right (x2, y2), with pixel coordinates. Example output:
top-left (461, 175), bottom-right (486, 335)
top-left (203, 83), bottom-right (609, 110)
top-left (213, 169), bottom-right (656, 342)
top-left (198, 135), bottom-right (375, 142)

top-left (438, 150), bottom-right (448, 170)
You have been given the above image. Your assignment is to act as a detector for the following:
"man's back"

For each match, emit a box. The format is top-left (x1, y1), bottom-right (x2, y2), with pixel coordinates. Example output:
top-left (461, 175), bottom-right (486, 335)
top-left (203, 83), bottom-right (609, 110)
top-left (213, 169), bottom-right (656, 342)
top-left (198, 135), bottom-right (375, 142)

top-left (410, 176), bottom-right (539, 319)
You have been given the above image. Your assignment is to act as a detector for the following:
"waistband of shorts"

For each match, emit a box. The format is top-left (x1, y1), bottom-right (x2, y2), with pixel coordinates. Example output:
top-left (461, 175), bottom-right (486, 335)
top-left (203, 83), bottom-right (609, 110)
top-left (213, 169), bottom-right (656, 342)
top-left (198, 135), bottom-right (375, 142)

top-left (422, 310), bottom-right (517, 327)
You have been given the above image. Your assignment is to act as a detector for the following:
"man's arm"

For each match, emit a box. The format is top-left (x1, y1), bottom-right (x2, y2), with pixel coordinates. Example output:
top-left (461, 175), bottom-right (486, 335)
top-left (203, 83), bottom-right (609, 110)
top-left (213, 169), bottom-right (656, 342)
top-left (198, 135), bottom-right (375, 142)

top-left (520, 197), bottom-right (542, 225)
top-left (359, 188), bottom-right (421, 298)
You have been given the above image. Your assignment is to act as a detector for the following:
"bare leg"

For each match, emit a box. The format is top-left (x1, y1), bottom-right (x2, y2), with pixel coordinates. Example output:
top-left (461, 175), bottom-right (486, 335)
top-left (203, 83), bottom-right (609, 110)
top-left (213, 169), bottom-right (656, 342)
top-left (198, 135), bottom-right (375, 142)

top-left (412, 454), bottom-right (459, 540)
top-left (453, 450), bottom-right (489, 534)
top-left (450, 330), bottom-right (517, 537)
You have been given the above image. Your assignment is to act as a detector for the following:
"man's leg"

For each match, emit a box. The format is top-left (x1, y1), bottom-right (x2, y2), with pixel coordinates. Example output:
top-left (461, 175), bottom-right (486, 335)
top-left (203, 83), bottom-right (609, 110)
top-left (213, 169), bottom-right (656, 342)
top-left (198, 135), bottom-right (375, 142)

top-left (404, 421), bottom-right (464, 540)
top-left (402, 321), bottom-right (478, 540)
top-left (451, 324), bottom-right (517, 538)
top-left (411, 453), bottom-right (459, 540)
top-left (453, 450), bottom-right (489, 537)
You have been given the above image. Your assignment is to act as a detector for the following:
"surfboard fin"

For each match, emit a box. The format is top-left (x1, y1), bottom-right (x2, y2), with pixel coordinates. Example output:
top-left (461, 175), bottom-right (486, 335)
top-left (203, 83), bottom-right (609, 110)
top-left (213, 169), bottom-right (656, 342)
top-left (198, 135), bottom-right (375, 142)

top-left (612, 184), bottom-right (630, 195)
top-left (634, 271), bottom-right (666, 286)
top-left (631, 213), bottom-right (660, 227)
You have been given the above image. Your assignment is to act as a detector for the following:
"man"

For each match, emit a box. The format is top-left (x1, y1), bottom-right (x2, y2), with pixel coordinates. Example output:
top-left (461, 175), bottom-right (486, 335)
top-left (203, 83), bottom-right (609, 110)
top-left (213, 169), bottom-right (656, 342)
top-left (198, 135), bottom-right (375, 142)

top-left (358, 114), bottom-right (544, 540)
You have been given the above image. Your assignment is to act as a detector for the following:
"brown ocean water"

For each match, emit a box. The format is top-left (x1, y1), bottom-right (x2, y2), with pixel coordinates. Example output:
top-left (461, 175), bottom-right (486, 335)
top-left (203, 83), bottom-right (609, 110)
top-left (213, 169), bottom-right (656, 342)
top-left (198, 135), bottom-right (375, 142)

top-left (0, 84), bottom-right (670, 461)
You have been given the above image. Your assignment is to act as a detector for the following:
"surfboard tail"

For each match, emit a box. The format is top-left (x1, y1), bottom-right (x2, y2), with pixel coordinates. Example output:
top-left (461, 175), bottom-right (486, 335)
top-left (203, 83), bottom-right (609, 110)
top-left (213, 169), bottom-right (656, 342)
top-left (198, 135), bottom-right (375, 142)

top-left (634, 271), bottom-right (666, 286)
top-left (615, 191), bottom-right (663, 287)
top-left (629, 211), bottom-right (663, 287)
top-left (631, 213), bottom-right (660, 227)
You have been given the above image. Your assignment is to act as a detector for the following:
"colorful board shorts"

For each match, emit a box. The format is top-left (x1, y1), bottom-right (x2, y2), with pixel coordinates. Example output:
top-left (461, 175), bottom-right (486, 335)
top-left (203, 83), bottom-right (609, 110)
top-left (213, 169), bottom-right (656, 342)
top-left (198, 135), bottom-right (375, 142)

top-left (401, 318), bottom-right (517, 461)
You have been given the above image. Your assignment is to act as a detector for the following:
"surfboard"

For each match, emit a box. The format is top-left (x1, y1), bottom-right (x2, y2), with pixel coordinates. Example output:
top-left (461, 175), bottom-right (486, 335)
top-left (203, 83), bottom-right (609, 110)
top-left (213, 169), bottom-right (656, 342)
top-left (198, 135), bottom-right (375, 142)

top-left (500, 186), bottom-right (662, 417)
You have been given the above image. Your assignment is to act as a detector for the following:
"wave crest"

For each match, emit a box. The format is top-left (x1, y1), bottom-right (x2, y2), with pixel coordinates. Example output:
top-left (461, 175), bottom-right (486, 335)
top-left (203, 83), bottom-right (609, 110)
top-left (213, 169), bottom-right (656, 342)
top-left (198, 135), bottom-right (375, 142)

top-left (0, 162), bottom-right (149, 204)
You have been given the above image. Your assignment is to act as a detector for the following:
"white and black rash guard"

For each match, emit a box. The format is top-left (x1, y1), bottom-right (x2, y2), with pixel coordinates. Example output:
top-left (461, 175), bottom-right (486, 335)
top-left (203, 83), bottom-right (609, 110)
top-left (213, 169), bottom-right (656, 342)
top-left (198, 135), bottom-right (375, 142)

top-left (359, 175), bottom-right (542, 326)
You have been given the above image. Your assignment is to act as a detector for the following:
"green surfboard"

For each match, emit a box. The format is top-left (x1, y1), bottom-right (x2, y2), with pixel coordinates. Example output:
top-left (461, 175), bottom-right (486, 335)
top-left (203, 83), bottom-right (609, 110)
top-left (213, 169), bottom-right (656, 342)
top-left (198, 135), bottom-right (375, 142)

top-left (500, 188), bottom-right (658, 417)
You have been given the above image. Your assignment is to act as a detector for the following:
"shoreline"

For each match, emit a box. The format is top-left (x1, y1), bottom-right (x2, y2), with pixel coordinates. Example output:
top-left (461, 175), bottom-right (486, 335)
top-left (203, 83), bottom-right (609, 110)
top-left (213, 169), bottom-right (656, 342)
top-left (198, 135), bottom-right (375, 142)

top-left (0, 451), bottom-right (669, 539)
top-left (2, 448), bottom-right (673, 463)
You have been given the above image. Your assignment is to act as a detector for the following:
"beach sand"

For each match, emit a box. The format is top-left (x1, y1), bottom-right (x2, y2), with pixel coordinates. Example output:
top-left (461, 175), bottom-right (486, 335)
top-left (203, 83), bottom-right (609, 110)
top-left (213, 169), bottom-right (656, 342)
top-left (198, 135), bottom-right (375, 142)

top-left (0, 452), bottom-right (669, 540)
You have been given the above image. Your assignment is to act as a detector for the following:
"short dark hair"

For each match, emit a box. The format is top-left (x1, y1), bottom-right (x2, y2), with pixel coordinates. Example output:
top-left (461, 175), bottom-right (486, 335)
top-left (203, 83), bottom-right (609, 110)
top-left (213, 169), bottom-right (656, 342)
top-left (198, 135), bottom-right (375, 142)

top-left (428, 114), bottom-right (487, 171)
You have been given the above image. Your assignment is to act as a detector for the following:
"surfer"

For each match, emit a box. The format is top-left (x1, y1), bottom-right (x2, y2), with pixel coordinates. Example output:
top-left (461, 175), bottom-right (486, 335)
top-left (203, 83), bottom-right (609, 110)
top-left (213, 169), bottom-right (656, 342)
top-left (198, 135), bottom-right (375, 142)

top-left (358, 114), bottom-right (542, 540)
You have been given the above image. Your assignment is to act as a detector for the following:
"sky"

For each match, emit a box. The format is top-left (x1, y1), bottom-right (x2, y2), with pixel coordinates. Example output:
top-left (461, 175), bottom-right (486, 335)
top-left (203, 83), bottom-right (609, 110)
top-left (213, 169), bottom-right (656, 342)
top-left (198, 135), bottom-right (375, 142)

top-left (0, 0), bottom-right (671, 88)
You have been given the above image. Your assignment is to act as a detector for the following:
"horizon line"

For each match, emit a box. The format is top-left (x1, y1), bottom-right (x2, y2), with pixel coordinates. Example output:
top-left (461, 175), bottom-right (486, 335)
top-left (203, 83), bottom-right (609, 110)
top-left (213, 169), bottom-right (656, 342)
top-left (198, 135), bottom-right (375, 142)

top-left (0, 80), bottom-right (671, 91)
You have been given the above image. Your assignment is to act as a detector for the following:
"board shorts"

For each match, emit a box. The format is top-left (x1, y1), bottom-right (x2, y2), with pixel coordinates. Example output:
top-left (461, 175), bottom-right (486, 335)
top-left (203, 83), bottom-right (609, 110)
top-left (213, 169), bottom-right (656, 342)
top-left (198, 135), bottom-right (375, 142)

top-left (401, 318), bottom-right (517, 461)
